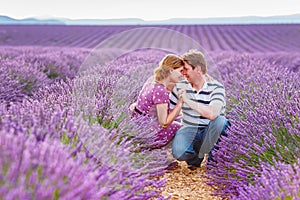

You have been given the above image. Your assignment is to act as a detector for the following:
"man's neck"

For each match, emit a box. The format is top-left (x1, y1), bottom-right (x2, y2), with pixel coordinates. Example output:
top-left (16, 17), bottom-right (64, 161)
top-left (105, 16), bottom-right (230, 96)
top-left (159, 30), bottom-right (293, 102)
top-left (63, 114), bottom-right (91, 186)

top-left (191, 79), bottom-right (205, 92)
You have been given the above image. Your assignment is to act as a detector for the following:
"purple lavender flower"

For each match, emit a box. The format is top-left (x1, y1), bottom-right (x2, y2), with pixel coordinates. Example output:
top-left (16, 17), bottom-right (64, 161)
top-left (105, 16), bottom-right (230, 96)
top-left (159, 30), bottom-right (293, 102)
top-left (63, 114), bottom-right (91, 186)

top-left (0, 129), bottom-right (101, 199)
top-left (234, 159), bottom-right (300, 200)
top-left (206, 52), bottom-right (300, 198)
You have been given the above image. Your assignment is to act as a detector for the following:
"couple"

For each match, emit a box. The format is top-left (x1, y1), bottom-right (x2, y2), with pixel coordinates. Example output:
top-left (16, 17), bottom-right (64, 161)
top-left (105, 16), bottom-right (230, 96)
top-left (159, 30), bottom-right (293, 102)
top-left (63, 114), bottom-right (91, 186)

top-left (131, 49), bottom-right (230, 170)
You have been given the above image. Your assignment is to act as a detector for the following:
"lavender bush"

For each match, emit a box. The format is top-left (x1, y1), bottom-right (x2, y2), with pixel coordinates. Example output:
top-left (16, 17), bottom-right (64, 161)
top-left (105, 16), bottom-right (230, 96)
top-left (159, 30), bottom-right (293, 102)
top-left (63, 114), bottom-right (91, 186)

top-left (0, 46), bottom-right (90, 105)
top-left (0, 58), bottom-right (50, 103)
top-left (0, 46), bottom-right (90, 80)
top-left (0, 64), bottom-right (25, 104)
top-left (234, 159), bottom-right (300, 200)
top-left (206, 52), bottom-right (300, 198)
top-left (0, 99), bottom-right (168, 199)
top-left (0, 47), bottom-right (175, 199)
top-left (0, 129), bottom-right (101, 200)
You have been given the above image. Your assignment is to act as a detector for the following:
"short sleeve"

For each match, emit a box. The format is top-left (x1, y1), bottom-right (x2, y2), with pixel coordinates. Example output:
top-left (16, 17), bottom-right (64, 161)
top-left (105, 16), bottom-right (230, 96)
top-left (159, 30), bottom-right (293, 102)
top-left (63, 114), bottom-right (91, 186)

top-left (153, 84), bottom-right (169, 105)
top-left (210, 83), bottom-right (225, 106)
top-left (169, 84), bottom-right (179, 110)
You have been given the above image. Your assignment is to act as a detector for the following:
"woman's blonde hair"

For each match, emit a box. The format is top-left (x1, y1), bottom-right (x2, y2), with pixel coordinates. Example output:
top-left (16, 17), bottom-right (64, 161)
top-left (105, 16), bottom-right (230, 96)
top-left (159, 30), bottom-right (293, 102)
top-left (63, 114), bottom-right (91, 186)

top-left (154, 54), bottom-right (183, 82)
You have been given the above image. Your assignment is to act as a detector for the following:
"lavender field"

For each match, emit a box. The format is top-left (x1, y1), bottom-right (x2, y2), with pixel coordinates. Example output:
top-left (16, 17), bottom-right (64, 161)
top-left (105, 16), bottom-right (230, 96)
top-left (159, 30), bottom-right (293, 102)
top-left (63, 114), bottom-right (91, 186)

top-left (1, 24), bottom-right (300, 52)
top-left (0, 24), bottom-right (300, 200)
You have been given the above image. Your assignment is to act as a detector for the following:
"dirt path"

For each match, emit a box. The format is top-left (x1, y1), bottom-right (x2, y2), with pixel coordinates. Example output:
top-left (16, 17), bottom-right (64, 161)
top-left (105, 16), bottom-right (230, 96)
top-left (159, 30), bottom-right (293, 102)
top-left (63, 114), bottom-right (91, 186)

top-left (161, 159), bottom-right (222, 200)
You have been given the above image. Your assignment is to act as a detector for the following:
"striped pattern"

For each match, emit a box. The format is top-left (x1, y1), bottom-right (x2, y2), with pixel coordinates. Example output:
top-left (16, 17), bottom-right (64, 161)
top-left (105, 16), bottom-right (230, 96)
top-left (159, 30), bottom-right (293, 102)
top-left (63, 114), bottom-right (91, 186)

top-left (170, 79), bottom-right (226, 127)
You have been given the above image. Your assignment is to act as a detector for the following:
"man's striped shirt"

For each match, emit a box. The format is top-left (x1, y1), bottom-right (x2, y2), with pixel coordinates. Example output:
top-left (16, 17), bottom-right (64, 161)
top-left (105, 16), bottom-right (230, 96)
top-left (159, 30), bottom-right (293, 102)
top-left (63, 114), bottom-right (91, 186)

top-left (170, 79), bottom-right (226, 127)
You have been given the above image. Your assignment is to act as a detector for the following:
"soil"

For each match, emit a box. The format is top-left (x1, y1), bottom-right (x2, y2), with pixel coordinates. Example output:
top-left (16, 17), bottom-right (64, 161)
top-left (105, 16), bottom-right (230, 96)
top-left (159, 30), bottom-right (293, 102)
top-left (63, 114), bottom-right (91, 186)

top-left (161, 158), bottom-right (222, 200)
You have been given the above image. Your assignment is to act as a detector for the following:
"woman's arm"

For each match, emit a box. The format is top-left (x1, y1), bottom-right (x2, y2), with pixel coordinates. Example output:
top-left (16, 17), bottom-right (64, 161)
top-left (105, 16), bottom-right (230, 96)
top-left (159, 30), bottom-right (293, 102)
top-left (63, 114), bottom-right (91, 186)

top-left (156, 90), bottom-right (184, 128)
top-left (156, 100), bottom-right (183, 128)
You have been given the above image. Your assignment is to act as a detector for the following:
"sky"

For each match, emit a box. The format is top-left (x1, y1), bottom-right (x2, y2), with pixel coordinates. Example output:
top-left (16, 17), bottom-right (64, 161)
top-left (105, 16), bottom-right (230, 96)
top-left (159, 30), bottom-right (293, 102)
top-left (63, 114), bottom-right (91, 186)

top-left (1, 0), bottom-right (300, 21)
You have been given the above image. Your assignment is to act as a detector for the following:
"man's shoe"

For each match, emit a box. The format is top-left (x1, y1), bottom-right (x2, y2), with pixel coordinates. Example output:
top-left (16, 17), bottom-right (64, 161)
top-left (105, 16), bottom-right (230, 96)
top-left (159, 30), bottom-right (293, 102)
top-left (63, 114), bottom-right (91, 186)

top-left (166, 161), bottom-right (180, 170)
top-left (187, 164), bottom-right (200, 171)
top-left (187, 157), bottom-right (203, 170)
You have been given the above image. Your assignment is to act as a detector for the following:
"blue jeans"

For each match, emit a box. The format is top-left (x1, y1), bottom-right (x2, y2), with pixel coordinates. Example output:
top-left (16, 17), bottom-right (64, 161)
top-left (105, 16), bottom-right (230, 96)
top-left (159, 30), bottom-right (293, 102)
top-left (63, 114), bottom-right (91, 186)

top-left (172, 116), bottom-right (231, 166)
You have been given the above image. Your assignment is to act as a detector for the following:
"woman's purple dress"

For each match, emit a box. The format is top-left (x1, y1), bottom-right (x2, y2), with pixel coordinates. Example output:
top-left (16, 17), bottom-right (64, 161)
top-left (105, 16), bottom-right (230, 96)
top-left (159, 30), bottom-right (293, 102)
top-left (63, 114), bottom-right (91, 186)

top-left (135, 81), bottom-right (181, 147)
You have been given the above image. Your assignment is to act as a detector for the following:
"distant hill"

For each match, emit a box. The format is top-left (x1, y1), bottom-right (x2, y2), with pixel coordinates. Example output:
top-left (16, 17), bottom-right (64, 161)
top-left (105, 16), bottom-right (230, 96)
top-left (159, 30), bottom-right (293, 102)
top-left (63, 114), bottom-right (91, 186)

top-left (0, 15), bottom-right (65, 25)
top-left (1, 14), bottom-right (300, 25)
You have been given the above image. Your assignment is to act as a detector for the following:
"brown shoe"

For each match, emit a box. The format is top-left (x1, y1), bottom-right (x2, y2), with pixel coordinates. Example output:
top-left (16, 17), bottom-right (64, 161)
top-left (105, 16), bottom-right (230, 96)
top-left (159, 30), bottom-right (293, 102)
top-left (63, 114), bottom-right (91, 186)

top-left (166, 161), bottom-right (180, 170)
top-left (187, 164), bottom-right (200, 171)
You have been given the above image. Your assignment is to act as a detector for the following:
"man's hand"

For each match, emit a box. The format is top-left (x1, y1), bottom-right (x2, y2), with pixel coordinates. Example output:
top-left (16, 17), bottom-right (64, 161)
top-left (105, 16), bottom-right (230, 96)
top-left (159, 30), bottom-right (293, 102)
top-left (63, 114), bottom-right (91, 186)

top-left (178, 90), bottom-right (222, 120)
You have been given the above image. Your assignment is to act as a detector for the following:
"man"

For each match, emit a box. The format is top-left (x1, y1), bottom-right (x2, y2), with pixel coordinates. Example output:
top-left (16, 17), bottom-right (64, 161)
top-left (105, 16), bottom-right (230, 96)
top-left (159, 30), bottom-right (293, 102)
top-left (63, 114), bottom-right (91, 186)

top-left (170, 49), bottom-right (230, 170)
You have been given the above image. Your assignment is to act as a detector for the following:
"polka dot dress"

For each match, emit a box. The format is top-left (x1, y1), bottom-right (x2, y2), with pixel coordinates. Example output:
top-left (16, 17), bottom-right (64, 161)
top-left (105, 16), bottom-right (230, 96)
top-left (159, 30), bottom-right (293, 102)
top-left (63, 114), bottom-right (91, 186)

top-left (136, 81), bottom-right (181, 147)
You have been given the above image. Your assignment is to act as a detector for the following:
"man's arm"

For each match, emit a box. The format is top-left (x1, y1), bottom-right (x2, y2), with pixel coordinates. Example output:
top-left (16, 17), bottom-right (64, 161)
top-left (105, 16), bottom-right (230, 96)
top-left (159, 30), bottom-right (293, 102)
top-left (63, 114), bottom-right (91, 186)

top-left (181, 97), bottom-right (222, 120)
top-left (181, 84), bottom-right (225, 121)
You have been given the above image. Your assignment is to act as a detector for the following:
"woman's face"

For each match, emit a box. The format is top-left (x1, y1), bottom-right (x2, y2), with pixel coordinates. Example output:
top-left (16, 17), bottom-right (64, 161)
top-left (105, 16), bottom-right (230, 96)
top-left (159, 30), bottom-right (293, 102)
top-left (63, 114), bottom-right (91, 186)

top-left (170, 66), bottom-right (184, 82)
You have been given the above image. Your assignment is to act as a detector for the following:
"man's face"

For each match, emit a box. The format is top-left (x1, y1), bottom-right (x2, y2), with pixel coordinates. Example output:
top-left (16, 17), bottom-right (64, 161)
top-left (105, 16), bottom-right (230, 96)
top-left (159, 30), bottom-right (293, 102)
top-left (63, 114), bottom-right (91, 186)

top-left (182, 61), bottom-right (197, 83)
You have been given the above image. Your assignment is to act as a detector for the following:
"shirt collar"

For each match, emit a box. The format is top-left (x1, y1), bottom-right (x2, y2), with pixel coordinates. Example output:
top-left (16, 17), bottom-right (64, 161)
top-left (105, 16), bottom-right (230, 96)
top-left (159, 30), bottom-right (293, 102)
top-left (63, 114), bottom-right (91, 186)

top-left (189, 80), bottom-right (208, 93)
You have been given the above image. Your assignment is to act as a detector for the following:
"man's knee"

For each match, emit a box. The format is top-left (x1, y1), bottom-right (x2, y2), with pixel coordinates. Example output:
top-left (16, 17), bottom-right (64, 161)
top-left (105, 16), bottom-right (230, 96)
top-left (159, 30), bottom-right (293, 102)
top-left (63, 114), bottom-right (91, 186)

top-left (172, 137), bottom-right (192, 160)
top-left (211, 115), bottom-right (226, 125)
top-left (172, 127), bottom-right (198, 160)
top-left (210, 116), bottom-right (230, 133)
top-left (172, 142), bottom-right (187, 160)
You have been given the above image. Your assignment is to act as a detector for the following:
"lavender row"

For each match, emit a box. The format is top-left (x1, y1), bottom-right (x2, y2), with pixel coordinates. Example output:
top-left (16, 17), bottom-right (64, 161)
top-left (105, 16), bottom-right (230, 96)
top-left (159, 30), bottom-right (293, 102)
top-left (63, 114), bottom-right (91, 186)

top-left (206, 52), bottom-right (300, 199)
top-left (235, 159), bottom-right (300, 200)
top-left (0, 48), bottom-right (174, 199)
top-left (1, 24), bottom-right (300, 52)
top-left (0, 46), bottom-right (90, 104)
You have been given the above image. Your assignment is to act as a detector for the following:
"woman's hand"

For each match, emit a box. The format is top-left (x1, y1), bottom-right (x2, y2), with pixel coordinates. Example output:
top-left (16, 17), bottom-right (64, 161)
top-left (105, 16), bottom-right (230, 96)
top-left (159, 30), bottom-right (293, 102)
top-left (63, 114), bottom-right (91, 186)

top-left (178, 89), bottom-right (188, 102)
top-left (129, 102), bottom-right (137, 111)
top-left (177, 89), bottom-right (184, 104)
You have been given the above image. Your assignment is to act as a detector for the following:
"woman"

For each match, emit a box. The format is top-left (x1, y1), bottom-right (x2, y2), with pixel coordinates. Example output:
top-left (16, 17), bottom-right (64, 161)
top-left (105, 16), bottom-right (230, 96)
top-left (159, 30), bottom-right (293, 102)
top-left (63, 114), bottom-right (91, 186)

top-left (130, 54), bottom-right (184, 148)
